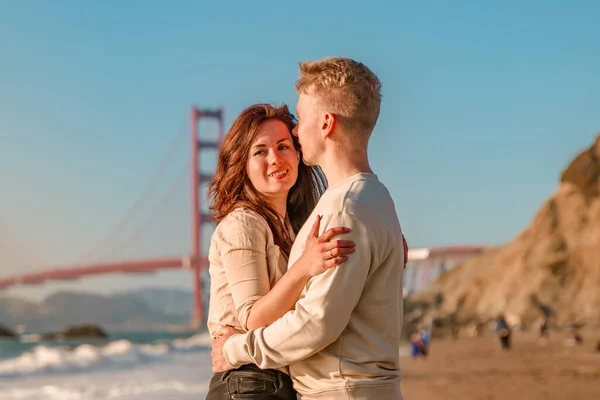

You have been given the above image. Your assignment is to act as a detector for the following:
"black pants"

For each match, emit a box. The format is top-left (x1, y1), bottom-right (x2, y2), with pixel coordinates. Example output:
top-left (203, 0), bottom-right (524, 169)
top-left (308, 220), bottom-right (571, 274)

top-left (206, 364), bottom-right (296, 399)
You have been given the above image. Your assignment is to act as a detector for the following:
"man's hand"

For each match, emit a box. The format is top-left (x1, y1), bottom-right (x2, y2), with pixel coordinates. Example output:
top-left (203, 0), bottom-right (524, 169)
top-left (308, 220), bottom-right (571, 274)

top-left (211, 325), bottom-right (242, 373)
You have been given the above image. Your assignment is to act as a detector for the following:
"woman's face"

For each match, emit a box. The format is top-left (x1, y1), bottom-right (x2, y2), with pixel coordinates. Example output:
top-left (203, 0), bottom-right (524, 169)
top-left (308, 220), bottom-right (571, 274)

top-left (246, 119), bottom-right (299, 201)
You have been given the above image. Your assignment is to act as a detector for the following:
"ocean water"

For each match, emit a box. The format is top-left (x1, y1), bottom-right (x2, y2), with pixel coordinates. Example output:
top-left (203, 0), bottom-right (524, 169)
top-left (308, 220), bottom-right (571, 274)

top-left (0, 331), bottom-right (214, 399)
top-left (0, 332), bottom-right (412, 400)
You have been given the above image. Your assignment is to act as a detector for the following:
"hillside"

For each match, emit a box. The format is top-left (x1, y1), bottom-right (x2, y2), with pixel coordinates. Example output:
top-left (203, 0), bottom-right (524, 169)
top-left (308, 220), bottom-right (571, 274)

top-left (421, 135), bottom-right (600, 326)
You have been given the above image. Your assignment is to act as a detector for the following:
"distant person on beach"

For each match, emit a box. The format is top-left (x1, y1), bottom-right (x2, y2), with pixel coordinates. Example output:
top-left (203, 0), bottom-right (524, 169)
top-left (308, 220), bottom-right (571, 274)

top-left (496, 314), bottom-right (511, 350)
top-left (211, 57), bottom-right (406, 399)
top-left (410, 327), bottom-right (430, 359)
top-left (204, 104), bottom-right (357, 399)
top-left (420, 326), bottom-right (431, 351)
top-left (538, 317), bottom-right (549, 344)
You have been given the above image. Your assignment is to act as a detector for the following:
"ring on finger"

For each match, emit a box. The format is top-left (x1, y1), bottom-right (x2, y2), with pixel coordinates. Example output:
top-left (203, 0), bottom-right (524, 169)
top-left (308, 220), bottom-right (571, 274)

top-left (329, 249), bottom-right (334, 258)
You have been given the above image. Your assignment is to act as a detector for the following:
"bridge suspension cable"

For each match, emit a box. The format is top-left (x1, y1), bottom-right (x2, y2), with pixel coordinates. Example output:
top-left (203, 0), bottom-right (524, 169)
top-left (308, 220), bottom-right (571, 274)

top-left (73, 119), bottom-right (188, 263)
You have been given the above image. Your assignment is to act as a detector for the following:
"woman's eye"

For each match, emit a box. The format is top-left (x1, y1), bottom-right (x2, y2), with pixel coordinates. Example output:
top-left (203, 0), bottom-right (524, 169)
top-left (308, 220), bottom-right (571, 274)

top-left (253, 150), bottom-right (266, 156)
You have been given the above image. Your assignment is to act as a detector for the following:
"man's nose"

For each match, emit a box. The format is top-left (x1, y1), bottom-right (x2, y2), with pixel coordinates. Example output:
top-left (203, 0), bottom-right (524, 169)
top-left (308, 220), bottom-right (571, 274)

top-left (291, 125), bottom-right (298, 137)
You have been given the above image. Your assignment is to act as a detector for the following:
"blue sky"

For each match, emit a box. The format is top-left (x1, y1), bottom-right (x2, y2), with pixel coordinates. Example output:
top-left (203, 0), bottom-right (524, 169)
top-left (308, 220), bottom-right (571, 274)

top-left (1, 1), bottom-right (599, 300)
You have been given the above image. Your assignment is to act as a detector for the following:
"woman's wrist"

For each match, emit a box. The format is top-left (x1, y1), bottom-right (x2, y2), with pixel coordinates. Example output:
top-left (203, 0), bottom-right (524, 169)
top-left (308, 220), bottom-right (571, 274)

top-left (290, 257), bottom-right (312, 280)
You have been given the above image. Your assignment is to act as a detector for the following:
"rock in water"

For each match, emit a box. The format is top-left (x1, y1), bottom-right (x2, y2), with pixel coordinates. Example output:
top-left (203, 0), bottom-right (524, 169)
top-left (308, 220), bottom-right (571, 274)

top-left (40, 324), bottom-right (108, 340)
top-left (0, 323), bottom-right (17, 339)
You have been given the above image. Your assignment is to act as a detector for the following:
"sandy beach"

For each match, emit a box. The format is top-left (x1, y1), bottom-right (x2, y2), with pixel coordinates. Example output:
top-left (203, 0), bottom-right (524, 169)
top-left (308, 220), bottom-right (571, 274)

top-left (400, 331), bottom-right (600, 400)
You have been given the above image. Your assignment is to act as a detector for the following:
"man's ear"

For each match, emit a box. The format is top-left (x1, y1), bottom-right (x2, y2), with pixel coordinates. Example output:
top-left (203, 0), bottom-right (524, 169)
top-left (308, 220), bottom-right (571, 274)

top-left (321, 112), bottom-right (337, 139)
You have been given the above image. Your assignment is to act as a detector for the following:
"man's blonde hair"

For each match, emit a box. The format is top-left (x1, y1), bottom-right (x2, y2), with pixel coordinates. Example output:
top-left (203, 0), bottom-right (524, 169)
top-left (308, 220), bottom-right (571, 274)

top-left (295, 56), bottom-right (382, 140)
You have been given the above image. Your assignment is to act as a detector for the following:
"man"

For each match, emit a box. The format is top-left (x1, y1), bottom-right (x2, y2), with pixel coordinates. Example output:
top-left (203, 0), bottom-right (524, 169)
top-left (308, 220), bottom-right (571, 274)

top-left (496, 314), bottom-right (512, 350)
top-left (212, 57), bottom-right (405, 399)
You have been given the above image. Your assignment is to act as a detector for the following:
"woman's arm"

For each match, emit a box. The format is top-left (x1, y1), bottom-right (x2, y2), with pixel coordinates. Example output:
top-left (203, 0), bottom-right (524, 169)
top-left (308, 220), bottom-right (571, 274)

top-left (245, 261), bottom-right (311, 330)
top-left (245, 215), bottom-right (354, 330)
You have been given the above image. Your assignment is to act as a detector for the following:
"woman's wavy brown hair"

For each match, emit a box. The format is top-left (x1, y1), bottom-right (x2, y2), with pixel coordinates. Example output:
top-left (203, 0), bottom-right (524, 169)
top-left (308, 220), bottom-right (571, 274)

top-left (207, 103), bottom-right (326, 258)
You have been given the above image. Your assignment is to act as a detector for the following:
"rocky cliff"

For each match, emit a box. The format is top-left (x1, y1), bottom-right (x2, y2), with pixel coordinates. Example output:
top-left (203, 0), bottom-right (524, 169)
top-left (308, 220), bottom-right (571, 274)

top-left (424, 135), bottom-right (600, 326)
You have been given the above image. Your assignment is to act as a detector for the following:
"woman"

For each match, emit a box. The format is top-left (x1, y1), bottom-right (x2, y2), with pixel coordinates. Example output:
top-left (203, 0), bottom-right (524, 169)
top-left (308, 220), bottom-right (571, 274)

top-left (205, 104), bottom-right (356, 399)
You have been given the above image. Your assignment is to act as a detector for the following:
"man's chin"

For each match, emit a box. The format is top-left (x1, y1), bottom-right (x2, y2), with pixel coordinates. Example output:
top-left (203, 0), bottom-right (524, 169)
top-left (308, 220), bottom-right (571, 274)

top-left (302, 156), bottom-right (317, 167)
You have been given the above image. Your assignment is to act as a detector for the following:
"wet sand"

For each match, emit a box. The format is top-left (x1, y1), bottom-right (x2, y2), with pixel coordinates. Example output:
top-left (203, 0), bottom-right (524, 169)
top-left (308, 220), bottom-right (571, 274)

top-left (400, 332), bottom-right (600, 400)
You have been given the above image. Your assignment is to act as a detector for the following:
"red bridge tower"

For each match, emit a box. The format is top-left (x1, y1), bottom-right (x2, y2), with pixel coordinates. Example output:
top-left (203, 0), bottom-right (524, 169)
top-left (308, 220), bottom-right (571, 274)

top-left (190, 106), bottom-right (224, 329)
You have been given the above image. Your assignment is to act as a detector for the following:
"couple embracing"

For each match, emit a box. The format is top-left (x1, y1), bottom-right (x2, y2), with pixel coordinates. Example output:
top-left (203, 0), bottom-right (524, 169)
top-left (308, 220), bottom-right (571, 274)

top-left (206, 56), bottom-right (406, 400)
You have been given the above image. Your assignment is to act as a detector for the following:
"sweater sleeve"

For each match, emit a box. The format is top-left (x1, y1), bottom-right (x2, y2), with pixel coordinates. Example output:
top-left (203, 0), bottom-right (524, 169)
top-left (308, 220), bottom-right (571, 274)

top-left (216, 210), bottom-right (271, 331)
top-left (223, 212), bottom-right (371, 369)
